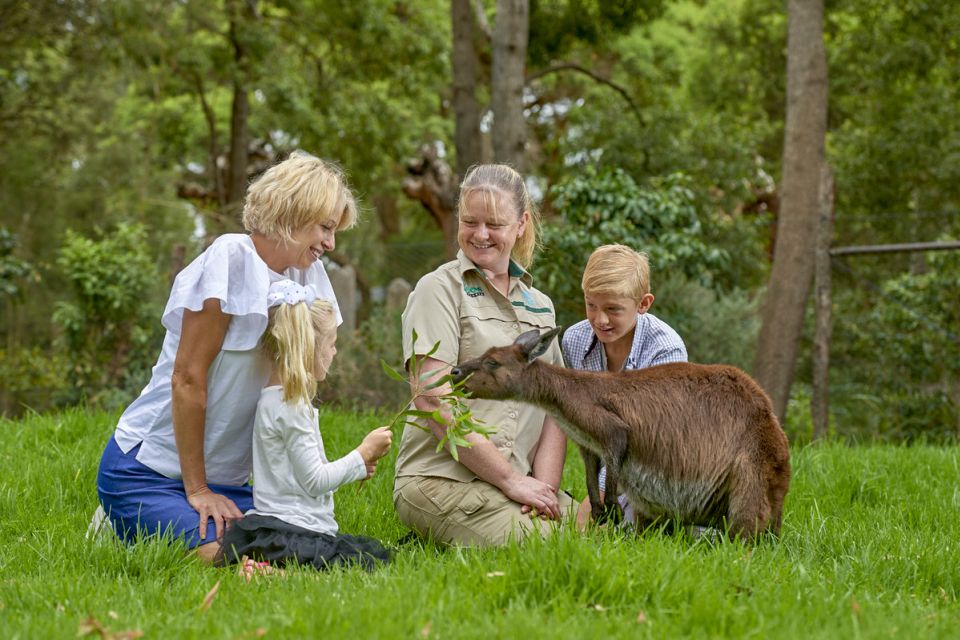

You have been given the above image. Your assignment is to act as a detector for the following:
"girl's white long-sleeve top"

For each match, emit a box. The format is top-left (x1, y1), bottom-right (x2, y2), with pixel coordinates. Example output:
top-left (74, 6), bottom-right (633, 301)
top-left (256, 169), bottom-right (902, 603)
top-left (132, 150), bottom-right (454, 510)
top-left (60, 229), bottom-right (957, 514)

top-left (248, 386), bottom-right (365, 534)
top-left (112, 234), bottom-right (341, 486)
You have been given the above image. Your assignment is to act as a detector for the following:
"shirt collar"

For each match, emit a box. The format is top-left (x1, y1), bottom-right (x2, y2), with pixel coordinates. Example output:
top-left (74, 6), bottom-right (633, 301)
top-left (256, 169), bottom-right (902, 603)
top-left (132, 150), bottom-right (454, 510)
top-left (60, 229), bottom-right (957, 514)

top-left (624, 313), bottom-right (649, 368)
top-left (583, 313), bottom-right (650, 369)
top-left (456, 249), bottom-right (533, 286)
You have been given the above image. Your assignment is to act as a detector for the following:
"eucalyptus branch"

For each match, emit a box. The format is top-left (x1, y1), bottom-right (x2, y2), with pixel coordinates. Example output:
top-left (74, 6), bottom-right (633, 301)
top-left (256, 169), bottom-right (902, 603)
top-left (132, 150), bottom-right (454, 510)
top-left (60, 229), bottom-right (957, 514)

top-left (380, 330), bottom-right (494, 462)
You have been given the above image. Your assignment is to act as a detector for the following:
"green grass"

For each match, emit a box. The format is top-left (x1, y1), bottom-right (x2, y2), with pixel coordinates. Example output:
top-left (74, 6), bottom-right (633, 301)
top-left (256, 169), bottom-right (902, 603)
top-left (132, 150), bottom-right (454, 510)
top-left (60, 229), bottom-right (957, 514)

top-left (2, 407), bottom-right (958, 639)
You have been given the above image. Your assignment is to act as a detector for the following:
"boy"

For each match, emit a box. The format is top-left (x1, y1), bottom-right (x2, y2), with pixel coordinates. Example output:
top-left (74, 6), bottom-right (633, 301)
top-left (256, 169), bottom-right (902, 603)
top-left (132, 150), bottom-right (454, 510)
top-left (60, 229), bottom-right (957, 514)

top-left (560, 244), bottom-right (687, 527)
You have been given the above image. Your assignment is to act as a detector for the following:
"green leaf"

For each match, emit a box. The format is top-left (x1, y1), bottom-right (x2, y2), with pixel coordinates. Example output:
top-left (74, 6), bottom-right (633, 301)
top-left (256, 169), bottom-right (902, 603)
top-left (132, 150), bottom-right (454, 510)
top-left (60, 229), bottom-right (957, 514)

top-left (406, 420), bottom-right (429, 432)
top-left (380, 359), bottom-right (408, 383)
top-left (424, 339), bottom-right (441, 359)
top-left (422, 377), bottom-right (450, 391)
top-left (418, 368), bottom-right (438, 382)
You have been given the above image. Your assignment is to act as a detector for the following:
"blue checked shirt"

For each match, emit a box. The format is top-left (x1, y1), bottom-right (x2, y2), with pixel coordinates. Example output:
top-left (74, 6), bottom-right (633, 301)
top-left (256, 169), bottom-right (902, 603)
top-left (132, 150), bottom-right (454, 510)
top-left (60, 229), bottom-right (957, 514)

top-left (561, 313), bottom-right (687, 494)
top-left (561, 313), bottom-right (687, 372)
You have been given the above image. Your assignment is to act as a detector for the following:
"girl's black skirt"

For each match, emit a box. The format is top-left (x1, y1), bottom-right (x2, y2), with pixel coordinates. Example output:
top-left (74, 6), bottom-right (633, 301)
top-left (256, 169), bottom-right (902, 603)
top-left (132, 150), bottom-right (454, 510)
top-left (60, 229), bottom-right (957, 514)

top-left (217, 514), bottom-right (391, 571)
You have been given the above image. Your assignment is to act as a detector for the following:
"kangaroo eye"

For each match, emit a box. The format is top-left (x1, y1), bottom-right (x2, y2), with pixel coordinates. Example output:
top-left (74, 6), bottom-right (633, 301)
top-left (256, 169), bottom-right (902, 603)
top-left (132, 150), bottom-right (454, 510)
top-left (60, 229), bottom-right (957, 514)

top-left (483, 359), bottom-right (500, 370)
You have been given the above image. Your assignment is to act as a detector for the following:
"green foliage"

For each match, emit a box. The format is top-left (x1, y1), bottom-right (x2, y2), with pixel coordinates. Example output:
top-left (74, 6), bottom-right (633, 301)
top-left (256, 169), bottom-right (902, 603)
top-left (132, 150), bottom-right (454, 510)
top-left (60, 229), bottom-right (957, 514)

top-left (829, 0), bottom-right (960, 244)
top-left (533, 0), bottom-right (783, 216)
top-left (1, 0), bottom-right (958, 441)
top-left (4, 408), bottom-right (960, 638)
top-left (528, 0), bottom-right (665, 67)
top-left (381, 330), bottom-right (494, 461)
top-left (828, 246), bottom-right (960, 441)
top-left (0, 347), bottom-right (70, 415)
top-left (535, 167), bottom-right (729, 326)
top-left (0, 228), bottom-right (36, 299)
top-left (318, 306), bottom-right (410, 410)
top-left (655, 275), bottom-right (761, 371)
top-left (52, 224), bottom-right (164, 407)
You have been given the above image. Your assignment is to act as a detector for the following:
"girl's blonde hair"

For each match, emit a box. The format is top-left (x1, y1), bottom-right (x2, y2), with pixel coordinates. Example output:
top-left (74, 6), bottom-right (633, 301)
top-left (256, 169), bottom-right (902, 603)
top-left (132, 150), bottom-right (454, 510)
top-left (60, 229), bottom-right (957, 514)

top-left (581, 244), bottom-right (651, 302)
top-left (457, 164), bottom-right (541, 269)
top-left (261, 299), bottom-right (338, 405)
top-left (243, 151), bottom-right (358, 242)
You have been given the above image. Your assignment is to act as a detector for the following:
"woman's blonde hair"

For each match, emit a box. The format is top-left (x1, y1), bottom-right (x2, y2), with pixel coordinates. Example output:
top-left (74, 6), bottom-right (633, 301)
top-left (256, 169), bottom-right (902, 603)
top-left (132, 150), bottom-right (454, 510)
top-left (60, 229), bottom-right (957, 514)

top-left (243, 151), bottom-right (358, 242)
top-left (261, 299), bottom-right (338, 405)
top-left (457, 164), bottom-right (541, 269)
top-left (581, 244), bottom-right (651, 302)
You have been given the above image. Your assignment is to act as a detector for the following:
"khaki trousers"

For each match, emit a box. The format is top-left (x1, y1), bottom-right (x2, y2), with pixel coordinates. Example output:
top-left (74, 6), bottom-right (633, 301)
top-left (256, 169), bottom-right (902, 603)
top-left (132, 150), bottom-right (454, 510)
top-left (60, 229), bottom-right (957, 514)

top-left (394, 476), bottom-right (575, 547)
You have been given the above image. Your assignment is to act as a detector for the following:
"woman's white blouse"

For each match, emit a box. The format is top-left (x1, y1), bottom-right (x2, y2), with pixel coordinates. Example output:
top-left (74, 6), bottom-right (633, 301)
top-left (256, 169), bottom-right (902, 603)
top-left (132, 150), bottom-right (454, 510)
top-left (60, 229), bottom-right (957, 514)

top-left (248, 386), bottom-right (366, 535)
top-left (113, 234), bottom-right (341, 486)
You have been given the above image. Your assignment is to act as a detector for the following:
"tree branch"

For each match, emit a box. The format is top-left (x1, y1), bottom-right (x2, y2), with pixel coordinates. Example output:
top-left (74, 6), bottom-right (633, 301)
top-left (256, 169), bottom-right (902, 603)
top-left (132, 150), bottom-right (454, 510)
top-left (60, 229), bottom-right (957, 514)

top-left (189, 71), bottom-right (226, 208)
top-left (526, 62), bottom-right (644, 125)
top-left (473, 0), bottom-right (492, 41)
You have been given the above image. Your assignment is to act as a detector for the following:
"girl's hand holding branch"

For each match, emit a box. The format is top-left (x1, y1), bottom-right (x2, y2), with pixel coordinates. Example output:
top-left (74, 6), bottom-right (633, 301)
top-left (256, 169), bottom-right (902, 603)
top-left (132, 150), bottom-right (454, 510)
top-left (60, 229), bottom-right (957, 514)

top-left (357, 426), bottom-right (393, 466)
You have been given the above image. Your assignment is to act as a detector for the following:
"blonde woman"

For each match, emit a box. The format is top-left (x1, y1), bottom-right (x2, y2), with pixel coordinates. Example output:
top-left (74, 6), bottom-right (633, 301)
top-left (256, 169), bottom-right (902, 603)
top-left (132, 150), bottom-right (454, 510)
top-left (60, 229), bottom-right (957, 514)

top-left (97, 152), bottom-right (358, 563)
top-left (393, 164), bottom-right (575, 547)
top-left (217, 282), bottom-right (392, 572)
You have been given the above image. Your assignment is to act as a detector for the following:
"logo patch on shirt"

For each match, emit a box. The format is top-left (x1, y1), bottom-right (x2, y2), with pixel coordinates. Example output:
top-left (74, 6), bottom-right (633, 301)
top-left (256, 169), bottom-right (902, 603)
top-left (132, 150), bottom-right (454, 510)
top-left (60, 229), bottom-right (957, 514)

top-left (464, 285), bottom-right (485, 298)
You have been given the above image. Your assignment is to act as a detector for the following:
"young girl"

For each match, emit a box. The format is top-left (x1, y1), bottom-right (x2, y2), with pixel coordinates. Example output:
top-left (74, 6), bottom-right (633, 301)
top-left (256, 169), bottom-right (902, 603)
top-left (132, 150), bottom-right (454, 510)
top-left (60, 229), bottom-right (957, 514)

top-left (218, 279), bottom-right (393, 571)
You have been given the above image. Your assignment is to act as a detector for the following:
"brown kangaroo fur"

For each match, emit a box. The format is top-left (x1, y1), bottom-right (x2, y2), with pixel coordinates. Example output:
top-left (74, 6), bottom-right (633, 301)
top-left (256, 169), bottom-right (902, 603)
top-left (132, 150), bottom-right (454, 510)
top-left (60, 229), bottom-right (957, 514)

top-left (450, 327), bottom-right (791, 539)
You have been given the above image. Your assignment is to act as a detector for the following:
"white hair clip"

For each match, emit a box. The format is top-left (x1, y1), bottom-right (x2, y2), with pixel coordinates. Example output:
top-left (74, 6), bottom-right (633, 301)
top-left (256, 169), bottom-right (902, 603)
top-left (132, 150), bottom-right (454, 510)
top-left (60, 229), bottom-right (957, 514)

top-left (267, 279), bottom-right (318, 308)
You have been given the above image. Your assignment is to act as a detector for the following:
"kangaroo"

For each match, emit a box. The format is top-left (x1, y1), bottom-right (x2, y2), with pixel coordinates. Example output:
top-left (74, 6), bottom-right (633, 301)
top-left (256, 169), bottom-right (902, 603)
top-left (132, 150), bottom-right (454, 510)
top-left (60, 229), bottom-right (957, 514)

top-left (450, 327), bottom-right (791, 538)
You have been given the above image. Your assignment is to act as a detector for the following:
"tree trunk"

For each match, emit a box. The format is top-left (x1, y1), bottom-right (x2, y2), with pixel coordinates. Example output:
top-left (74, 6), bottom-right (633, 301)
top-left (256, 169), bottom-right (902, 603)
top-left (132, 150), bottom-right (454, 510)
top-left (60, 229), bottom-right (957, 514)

top-left (227, 79), bottom-right (248, 211)
top-left (452, 0), bottom-right (482, 179)
top-left (225, 0), bottom-right (253, 231)
top-left (193, 75), bottom-right (226, 209)
top-left (491, 0), bottom-right (528, 170)
top-left (811, 166), bottom-right (834, 440)
top-left (402, 145), bottom-right (459, 260)
top-left (753, 0), bottom-right (828, 423)
top-left (373, 193), bottom-right (400, 242)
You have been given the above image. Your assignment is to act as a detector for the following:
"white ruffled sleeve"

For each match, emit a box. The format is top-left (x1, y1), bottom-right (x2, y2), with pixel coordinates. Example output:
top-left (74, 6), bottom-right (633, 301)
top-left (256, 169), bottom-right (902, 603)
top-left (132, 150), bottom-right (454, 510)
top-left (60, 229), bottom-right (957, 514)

top-left (161, 234), bottom-right (272, 351)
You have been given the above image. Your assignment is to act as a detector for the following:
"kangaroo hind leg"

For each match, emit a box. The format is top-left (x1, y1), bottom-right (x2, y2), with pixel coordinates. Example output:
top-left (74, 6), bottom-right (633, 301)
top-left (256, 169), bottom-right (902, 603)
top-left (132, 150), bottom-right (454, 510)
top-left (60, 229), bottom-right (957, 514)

top-left (726, 453), bottom-right (772, 540)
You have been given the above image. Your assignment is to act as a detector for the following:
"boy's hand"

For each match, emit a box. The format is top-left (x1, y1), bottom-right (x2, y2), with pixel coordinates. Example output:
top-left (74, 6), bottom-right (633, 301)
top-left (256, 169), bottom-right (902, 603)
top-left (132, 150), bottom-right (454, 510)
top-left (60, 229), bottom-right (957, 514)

top-left (364, 461), bottom-right (377, 480)
top-left (357, 426), bottom-right (393, 464)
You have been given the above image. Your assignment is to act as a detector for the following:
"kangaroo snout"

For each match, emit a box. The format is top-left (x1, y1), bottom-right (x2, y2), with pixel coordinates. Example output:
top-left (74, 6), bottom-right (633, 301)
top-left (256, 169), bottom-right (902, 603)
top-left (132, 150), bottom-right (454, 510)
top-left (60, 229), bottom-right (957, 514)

top-left (449, 363), bottom-right (475, 385)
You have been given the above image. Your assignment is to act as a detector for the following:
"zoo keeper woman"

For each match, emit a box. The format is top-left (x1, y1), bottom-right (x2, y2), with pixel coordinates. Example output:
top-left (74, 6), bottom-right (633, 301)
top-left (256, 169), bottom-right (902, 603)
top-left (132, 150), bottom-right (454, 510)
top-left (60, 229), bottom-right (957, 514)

top-left (393, 163), bottom-right (575, 547)
top-left (96, 151), bottom-right (357, 563)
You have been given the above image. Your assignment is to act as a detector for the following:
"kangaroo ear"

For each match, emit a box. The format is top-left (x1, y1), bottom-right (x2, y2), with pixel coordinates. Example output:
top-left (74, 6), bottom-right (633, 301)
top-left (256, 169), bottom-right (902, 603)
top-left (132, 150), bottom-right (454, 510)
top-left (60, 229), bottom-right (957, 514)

top-left (516, 326), bottom-right (562, 362)
top-left (515, 329), bottom-right (541, 357)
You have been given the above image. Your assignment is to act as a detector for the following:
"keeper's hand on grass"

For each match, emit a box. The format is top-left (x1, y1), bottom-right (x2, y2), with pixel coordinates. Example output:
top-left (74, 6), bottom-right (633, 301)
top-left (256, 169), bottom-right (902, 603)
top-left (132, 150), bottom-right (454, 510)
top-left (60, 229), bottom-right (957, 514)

top-left (358, 426), bottom-right (393, 466)
top-left (187, 486), bottom-right (243, 541)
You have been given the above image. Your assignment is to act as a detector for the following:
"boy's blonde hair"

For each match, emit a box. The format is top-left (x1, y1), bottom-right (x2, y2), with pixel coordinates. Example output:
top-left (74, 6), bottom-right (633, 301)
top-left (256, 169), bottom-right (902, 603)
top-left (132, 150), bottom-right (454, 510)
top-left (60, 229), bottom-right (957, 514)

top-left (243, 151), bottom-right (358, 242)
top-left (457, 164), bottom-right (541, 269)
top-left (581, 244), bottom-right (651, 302)
top-left (261, 299), bottom-right (337, 405)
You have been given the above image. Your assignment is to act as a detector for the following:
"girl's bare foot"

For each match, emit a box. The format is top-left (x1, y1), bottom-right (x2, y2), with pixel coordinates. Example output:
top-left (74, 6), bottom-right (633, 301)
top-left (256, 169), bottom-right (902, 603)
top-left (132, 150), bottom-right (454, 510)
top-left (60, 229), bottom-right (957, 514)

top-left (238, 556), bottom-right (284, 581)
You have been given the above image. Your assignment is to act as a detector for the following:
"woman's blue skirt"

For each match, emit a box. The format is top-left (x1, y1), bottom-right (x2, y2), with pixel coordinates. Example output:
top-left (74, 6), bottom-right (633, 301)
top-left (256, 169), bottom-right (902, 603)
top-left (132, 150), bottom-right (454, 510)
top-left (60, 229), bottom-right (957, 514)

top-left (96, 436), bottom-right (253, 548)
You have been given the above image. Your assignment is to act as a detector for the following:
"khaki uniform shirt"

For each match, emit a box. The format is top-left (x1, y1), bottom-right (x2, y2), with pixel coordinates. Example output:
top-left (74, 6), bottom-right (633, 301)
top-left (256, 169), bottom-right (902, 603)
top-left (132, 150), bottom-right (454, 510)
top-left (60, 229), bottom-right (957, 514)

top-left (395, 250), bottom-right (563, 483)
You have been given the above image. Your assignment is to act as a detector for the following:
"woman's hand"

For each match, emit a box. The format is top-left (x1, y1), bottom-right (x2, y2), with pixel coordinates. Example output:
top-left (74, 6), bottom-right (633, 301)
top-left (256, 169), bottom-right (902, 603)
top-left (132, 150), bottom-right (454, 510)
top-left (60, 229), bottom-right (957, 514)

top-left (186, 486), bottom-right (244, 541)
top-left (503, 474), bottom-right (561, 520)
top-left (357, 426), bottom-right (393, 465)
top-left (171, 298), bottom-right (231, 537)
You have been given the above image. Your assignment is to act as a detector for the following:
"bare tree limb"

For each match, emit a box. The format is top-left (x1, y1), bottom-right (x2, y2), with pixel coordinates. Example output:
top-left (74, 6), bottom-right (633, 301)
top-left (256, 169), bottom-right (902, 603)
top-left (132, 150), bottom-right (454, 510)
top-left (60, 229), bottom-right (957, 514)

top-left (526, 62), bottom-right (644, 125)
top-left (189, 71), bottom-right (226, 208)
top-left (401, 144), bottom-right (459, 260)
top-left (473, 0), bottom-right (492, 41)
